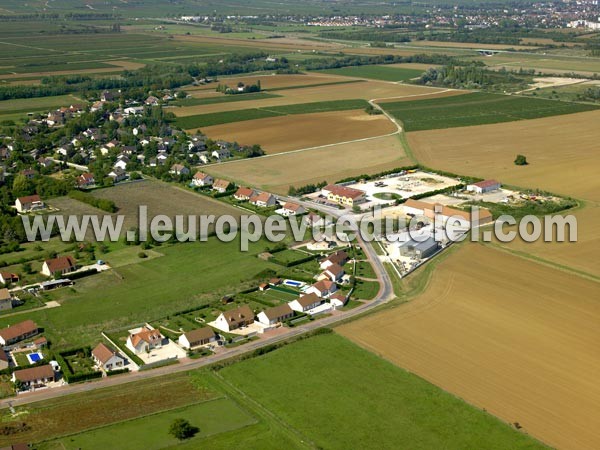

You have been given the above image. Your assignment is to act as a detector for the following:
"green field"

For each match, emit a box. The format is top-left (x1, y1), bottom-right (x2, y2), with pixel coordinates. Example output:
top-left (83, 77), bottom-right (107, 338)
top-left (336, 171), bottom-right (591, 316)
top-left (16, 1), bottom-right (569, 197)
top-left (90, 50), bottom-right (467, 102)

top-left (220, 333), bottom-right (545, 449)
top-left (175, 99), bottom-right (369, 128)
top-left (0, 239), bottom-right (278, 348)
top-left (317, 65), bottom-right (424, 82)
top-left (47, 398), bottom-right (256, 450)
top-left (380, 92), bottom-right (600, 131)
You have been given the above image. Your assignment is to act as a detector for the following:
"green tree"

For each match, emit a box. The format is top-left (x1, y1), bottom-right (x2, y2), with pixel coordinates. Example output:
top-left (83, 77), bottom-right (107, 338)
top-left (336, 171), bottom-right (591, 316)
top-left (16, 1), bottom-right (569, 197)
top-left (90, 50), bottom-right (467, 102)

top-left (514, 154), bottom-right (528, 166)
top-left (169, 418), bottom-right (198, 440)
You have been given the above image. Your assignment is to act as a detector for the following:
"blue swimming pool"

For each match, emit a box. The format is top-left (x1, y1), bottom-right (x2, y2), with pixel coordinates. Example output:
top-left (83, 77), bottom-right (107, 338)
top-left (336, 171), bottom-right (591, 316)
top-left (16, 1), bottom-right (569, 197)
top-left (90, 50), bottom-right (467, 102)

top-left (284, 279), bottom-right (303, 287)
top-left (27, 352), bottom-right (43, 364)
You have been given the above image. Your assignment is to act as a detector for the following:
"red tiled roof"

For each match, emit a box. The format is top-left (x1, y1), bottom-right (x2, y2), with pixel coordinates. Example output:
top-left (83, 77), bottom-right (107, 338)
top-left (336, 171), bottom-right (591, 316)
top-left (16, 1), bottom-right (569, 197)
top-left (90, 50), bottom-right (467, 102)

top-left (0, 320), bottom-right (37, 342)
top-left (44, 256), bottom-right (76, 274)
top-left (17, 194), bottom-right (41, 204)
top-left (324, 184), bottom-right (365, 199)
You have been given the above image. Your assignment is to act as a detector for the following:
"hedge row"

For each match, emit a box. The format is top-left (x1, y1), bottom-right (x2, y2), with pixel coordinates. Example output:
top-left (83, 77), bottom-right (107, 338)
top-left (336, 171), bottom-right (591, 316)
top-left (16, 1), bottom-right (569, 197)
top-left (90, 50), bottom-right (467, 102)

top-left (65, 268), bottom-right (98, 280)
top-left (68, 190), bottom-right (118, 213)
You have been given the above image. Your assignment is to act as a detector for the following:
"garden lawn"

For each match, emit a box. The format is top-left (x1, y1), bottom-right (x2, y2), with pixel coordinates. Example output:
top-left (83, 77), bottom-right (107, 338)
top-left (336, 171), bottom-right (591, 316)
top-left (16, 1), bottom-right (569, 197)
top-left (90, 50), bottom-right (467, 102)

top-left (0, 239), bottom-right (277, 348)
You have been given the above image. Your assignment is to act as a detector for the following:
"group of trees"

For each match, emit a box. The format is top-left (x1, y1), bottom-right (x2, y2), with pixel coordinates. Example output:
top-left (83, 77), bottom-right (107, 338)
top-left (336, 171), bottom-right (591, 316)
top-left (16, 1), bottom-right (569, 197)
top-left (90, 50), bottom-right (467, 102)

top-left (417, 65), bottom-right (532, 90)
top-left (303, 53), bottom-right (464, 71)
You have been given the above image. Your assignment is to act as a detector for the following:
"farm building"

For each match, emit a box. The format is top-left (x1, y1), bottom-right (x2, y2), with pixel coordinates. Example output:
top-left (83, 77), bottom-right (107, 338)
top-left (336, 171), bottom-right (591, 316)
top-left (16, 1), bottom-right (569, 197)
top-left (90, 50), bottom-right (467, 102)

top-left (91, 343), bottom-right (126, 372)
top-left (15, 194), bottom-right (45, 213)
top-left (214, 305), bottom-right (255, 332)
top-left (390, 237), bottom-right (439, 260)
top-left (402, 199), bottom-right (493, 227)
top-left (257, 304), bottom-right (294, 326)
top-left (467, 180), bottom-right (501, 194)
top-left (178, 327), bottom-right (217, 349)
top-left (0, 320), bottom-right (39, 346)
top-left (322, 184), bottom-right (365, 207)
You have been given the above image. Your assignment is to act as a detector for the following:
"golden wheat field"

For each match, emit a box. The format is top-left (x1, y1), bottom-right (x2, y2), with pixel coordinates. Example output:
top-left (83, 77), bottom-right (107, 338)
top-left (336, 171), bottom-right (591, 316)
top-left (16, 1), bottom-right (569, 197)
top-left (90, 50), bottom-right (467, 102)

top-left (407, 110), bottom-right (600, 202)
top-left (200, 110), bottom-right (397, 154)
top-left (338, 243), bottom-right (600, 450)
top-left (204, 134), bottom-right (410, 193)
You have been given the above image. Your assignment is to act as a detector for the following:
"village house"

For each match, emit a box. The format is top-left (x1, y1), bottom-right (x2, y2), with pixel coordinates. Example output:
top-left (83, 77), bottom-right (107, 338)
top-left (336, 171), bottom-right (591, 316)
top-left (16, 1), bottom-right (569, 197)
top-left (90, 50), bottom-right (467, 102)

top-left (126, 326), bottom-right (164, 354)
top-left (319, 250), bottom-right (349, 270)
top-left (289, 294), bottom-right (323, 313)
top-left (12, 364), bottom-right (55, 389)
top-left (37, 157), bottom-right (54, 169)
top-left (323, 263), bottom-right (345, 282)
top-left (192, 172), bottom-right (213, 187)
top-left (170, 164), bottom-right (190, 176)
top-left (108, 167), bottom-right (128, 183)
top-left (211, 148), bottom-right (231, 160)
top-left (214, 305), bottom-right (255, 332)
top-left (91, 343), bottom-right (126, 372)
top-left (212, 179), bottom-right (232, 193)
top-left (329, 293), bottom-right (349, 309)
top-left (250, 192), bottom-right (277, 208)
top-left (256, 304), bottom-right (294, 326)
top-left (20, 168), bottom-right (36, 180)
top-left (178, 327), bottom-right (217, 349)
top-left (281, 202), bottom-right (306, 216)
top-left (0, 320), bottom-right (39, 346)
top-left (101, 90), bottom-right (116, 102)
top-left (113, 158), bottom-right (128, 171)
top-left (76, 172), bottom-right (95, 188)
top-left (234, 187), bottom-right (255, 201)
top-left (322, 184), bottom-right (365, 207)
top-left (15, 194), bottom-right (45, 213)
top-left (0, 288), bottom-right (13, 311)
top-left (306, 280), bottom-right (337, 298)
top-left (0, 272), bottom-right (19, 285)
top-left (145, 95), bottom-right (160, 106)
top-left (41, 256), bottom-right (78, 277)
top-left (467, 179), bottom-right (501, 194)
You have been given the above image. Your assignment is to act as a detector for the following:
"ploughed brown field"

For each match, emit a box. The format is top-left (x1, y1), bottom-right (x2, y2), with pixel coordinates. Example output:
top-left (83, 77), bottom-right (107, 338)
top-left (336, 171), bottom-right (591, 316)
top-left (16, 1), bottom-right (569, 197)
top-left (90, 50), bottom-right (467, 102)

top-left (200, 110), bottom-right (397, 154)
top-left (338, 243), bottom-right (600, 450)
top-left (205, 134), bottom-right (410, 194)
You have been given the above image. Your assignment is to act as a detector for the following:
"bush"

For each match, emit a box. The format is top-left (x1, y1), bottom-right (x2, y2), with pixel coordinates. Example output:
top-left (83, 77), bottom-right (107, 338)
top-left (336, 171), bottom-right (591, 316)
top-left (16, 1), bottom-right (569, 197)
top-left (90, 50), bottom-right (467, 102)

top-left (169, 418), bottom-right (199, 440)
top-left (514, 154), bottom-right (528, 166)
top-left (138, 252), bottom-right (147, 258)
top-left (68, 190), bottom-right (117, 213)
